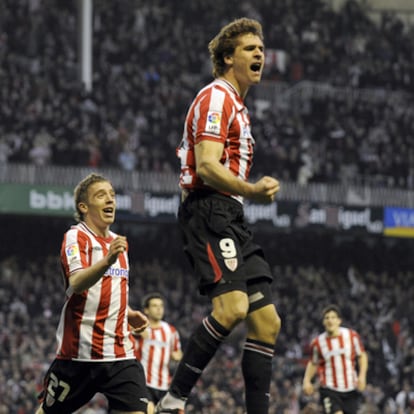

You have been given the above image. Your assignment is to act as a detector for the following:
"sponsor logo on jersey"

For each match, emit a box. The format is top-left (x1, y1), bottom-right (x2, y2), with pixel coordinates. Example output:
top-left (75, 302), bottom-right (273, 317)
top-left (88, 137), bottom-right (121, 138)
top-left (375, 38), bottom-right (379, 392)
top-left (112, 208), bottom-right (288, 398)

top-left (66, 244), bottom-right (79, 257)
top-left (206, 111), bottom-right (221, 135)
top-left (105, 266), bottom-right (129, 278)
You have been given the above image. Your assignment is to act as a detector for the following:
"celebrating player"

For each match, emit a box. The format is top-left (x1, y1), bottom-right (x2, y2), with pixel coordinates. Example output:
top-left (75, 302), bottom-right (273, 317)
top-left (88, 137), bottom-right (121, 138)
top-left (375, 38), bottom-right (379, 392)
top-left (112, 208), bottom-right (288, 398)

top-left (36, 173), bottom-right (153, 414)
top-left (156, 17), bottom-right (281, 414)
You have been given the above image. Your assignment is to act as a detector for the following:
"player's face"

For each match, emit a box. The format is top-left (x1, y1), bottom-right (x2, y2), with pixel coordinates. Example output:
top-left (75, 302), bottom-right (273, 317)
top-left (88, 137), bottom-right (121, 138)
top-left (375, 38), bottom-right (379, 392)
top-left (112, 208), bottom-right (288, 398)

top-left (227, 33), bottom-right (264, 91)
top-left (82, 181), bottom-right (116, 231)
top-left (145, 298), bottom-right (165, 322)
top-left (323, 311), bottom-right (341, 336)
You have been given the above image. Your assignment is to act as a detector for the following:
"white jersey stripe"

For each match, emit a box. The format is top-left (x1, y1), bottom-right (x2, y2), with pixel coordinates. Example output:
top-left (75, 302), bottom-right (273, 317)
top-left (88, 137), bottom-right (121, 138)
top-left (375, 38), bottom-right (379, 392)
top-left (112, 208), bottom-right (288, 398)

top-left (135, 321), bottom-right (182, 391)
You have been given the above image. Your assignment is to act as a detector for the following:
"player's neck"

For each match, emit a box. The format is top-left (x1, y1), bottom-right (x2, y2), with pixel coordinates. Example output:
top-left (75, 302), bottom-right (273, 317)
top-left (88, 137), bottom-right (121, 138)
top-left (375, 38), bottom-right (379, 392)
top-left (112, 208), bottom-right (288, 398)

top-left (150, 320), bottom-right (162, 328)
top-left (219, 74), bottom-right (249, 99)
top-left (82, 220), bottom-right (110, 238)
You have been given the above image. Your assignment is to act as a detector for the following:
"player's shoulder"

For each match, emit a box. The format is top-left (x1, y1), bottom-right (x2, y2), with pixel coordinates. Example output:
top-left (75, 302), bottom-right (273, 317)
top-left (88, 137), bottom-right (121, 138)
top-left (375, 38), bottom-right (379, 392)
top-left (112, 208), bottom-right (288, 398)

top-left (340, 326), bottom-right (356, 334)
top-left (197, 79), bottom-right (232, 98)
top-left (160, 320), bottom-right (178, 331)
top-left (66, 222), bottom-right (90, 236)
top-left (108, 229), bottom-right (119, 239)
top-left (64, 223), bottom-right (84, 240)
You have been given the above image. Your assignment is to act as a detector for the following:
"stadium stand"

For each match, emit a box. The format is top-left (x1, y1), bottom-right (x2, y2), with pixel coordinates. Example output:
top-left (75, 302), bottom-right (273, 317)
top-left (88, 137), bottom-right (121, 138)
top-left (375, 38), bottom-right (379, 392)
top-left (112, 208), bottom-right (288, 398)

top-left (1, 0), bottom-right (414, 412)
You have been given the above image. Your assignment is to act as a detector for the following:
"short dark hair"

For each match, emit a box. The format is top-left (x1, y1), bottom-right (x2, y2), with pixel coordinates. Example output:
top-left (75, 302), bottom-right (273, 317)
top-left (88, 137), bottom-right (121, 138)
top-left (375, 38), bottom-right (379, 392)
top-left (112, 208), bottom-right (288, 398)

top-left (322, 304), bottom-right (341, 319)
top-left (208, 17), bottom-right (263, 78)
top-left (141, 292), bottom-right (164, 309)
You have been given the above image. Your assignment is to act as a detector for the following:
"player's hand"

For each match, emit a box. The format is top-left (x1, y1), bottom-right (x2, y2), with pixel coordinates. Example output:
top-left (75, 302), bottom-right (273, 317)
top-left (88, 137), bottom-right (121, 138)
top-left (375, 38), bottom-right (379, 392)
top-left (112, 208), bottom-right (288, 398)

top-left (357, 376), bottom-right (367, 391)
top-left (107, 236), bottom-right (127, 265)
top-left (249, 176), bottom-right (280, 203)
top-left (129, 310), bottom-right (149, 334)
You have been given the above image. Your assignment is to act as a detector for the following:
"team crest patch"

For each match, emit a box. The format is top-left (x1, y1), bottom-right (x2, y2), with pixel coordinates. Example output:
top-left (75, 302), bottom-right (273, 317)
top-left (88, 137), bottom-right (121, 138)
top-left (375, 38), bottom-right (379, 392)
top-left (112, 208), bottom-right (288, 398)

top-left (46, 392), bottom-right (56, 407)
top-left (224, 258), bottom-right (238, 271)
top-left (206, 111), bottom-right (221, 135)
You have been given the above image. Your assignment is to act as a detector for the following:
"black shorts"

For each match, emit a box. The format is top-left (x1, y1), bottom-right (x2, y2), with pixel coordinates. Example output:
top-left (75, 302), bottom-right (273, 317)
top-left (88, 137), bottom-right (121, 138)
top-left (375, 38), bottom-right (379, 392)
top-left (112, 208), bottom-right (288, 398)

top-left (178, 191), bottom-right (273, 298)
top-left (147, 386), bottom-right (167, 404)
top-left (319, 387), bottom-right (361, 414)
top-left (38, 359), bottom-right (150, 414)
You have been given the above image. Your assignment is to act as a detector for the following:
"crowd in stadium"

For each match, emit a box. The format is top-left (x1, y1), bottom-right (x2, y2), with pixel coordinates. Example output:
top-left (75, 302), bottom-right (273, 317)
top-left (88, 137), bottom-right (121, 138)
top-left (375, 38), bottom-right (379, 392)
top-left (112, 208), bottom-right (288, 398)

top-left (1, 0), bottom-right (414, 189)
top-left (1, 0), bottom-right (414, 413)
top-left (0, 229), bottom-right (413, 413)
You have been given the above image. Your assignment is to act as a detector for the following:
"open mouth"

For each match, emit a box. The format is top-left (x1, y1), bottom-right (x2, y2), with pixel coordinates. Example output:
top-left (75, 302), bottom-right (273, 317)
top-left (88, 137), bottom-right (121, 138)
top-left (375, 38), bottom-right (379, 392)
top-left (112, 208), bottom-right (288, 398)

top-left (250, 62), bottom-right (262, 72)
top-left (103, 207), bottom-right (114, 215)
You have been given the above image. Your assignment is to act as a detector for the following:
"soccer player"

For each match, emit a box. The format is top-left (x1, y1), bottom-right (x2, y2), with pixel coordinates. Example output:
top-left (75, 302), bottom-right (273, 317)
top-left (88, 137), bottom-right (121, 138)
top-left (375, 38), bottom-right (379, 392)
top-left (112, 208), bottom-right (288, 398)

top-left (155, 17), bottom-right (281, 414)
top-left (36, 173), bottom-right (154, 414)
top-left (134, 292), bottom-right (182, 403)
top-left (302, 304), bottom-right (368, 414)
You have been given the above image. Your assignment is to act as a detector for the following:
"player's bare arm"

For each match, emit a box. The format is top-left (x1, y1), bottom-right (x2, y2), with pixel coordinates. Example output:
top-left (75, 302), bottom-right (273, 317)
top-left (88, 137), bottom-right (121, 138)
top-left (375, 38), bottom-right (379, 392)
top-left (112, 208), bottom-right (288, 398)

top-left (70, 236), bottom-right (127, 293)
top-left (357, 351), bottom-right (368, 391)
top-left (302, 361), bottom-right (317, 396)
top-left (195, 140), bottom-right (280, 203)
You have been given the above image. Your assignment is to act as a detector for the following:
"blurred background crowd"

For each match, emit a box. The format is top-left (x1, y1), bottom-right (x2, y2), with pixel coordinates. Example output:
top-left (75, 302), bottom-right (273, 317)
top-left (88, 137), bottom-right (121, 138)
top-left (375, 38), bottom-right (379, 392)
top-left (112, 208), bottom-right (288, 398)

top-left (1, 0), bottom-right (414, 413)
top-left (1, 0), bottom-right (414, 188)
top-left (0, 225), bottom-right (413, 413)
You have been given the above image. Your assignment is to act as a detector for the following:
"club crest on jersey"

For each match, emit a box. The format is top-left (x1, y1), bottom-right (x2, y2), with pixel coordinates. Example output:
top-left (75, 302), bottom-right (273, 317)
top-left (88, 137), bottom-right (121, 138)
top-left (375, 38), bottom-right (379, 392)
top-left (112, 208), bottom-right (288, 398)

top-left (224, 258), bottom-right (238, 271)
top-left (46, 393), bottom-right (56, 407)
top-left (206, 111), bottom-right (221, 135)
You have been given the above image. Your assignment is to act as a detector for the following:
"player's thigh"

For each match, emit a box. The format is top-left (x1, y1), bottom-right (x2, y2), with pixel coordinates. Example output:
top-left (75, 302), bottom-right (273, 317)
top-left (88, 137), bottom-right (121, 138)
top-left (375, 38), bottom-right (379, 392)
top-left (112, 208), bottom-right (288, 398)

top-left (111, 402), bottom-right (154, 414)
top-left (102, 360), bottom-right (151, 413)
top-left (245, 280), bottom-right (281, 342)
top-left (320, 388), bottom-right (345, 414)
top-left (38, 360), bottom-right (95, 414)
top-left (342, 390), bottom-right (361, 414)
top-left (246, 304), bottom-right (280, 342)
top-left (211, 290), bottom-right (249, 328)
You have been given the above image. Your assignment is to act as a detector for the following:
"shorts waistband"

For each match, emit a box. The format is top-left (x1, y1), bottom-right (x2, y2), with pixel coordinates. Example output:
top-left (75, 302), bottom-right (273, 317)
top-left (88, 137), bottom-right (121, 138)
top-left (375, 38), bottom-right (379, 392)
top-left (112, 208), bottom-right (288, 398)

top-left (183, 189), bottom-right (243, 207)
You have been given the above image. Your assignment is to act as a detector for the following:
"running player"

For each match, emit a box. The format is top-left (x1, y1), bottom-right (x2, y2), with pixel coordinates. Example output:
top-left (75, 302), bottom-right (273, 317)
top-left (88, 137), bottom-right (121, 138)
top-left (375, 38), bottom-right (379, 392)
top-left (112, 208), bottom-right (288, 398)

top-left (134, 292), bottom-right (182, 404)
top-left (302, 304), bottom-right (368, 414)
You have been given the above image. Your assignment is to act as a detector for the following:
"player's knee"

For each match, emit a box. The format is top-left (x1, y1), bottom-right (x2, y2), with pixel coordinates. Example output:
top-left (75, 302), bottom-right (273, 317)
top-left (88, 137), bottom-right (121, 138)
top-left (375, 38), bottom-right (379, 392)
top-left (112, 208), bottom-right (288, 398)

top-left (35, 407), bottom-right (45, 414)
top-left (255, 311), bottom-right (281, 343)
top-left (272, 312), bottom-right (282, 337)
top-left (230, 305), bottom-right (249, 323)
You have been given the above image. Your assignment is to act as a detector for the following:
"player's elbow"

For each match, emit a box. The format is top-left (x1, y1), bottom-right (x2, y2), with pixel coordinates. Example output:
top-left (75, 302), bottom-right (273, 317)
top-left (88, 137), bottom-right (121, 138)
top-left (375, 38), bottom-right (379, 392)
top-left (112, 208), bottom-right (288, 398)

top-left (69, 273), bottom-right (89, 294)
top-left (195, 160), bottom-right (212, 183)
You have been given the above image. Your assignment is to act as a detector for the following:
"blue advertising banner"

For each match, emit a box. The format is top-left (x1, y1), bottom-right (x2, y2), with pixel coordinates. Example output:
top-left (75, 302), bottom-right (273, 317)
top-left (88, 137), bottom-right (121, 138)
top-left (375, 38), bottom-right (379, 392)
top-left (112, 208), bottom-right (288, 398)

top-left (383, 207), bottom-right (414, 238)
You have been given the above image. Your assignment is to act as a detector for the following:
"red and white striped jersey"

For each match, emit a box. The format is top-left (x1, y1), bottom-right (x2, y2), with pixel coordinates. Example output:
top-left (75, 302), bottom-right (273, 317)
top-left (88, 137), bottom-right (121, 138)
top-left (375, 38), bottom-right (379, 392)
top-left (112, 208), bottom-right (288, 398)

top-left (57, 222), bottom-right (135, 361)
top-left (176, 78), bottom-right (255, 203)
top-left (134, 321), bottom-right (182, 391)
top-left (310, 327), bottom-right (365, 392)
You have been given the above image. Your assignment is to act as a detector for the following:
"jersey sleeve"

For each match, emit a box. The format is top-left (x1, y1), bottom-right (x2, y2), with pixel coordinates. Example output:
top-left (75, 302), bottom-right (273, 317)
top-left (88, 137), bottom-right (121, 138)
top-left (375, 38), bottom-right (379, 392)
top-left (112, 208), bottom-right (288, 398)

top-left (309, 337), bottom-right (321, 364)
top-left (61, 228), bottom-right (90, 278)
top-left (194, 86), bottom-right (232, 144)
top-left (351, 329), bottom-right (365, 355)
top-left (170, 325), bottom-right (182, 352)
